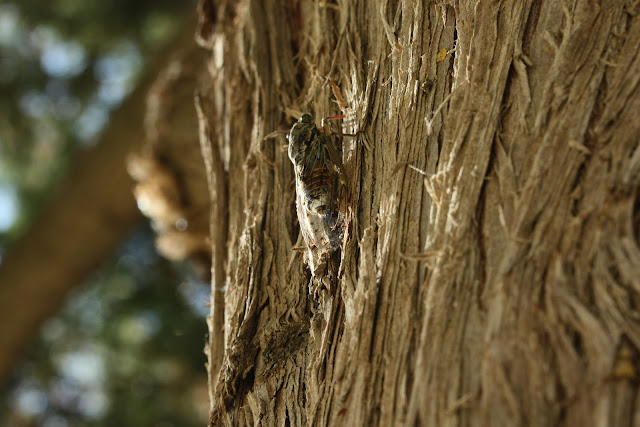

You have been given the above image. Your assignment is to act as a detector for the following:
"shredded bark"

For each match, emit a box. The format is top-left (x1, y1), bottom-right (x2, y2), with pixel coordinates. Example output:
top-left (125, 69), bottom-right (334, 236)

top-left (187, 1), bottom-right (640, 425)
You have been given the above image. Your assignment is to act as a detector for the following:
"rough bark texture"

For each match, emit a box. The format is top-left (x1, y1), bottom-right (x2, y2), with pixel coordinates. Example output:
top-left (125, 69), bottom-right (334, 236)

top-left (193, 0), bottom-right (640, 425)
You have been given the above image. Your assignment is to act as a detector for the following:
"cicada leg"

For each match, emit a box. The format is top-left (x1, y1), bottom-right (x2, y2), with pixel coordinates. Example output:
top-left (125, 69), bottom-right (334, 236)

top-left (320, 114), bottom-right (346, 136)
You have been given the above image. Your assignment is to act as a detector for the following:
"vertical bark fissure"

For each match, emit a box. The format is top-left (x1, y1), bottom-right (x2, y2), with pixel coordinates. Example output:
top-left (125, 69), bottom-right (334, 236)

top-left (196, 93), bottom-right (228, 405)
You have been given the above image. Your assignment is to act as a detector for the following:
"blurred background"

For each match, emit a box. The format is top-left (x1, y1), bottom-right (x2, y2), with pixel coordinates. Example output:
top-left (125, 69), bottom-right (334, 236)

top-left (0, 1), bottom-right (210, 425)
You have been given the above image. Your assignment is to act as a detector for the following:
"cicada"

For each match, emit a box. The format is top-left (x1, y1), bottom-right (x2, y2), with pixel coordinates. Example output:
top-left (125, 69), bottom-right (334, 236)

top-left (288, 113), bottom-right (345, 272)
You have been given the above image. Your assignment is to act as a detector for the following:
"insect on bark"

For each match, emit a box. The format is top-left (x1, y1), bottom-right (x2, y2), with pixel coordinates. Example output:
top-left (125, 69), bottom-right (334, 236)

top-left (288, 113), bottom-right (345, 273)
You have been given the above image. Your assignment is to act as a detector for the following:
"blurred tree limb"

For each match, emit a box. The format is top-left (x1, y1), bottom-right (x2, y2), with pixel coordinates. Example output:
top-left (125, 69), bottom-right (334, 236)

top-left (0, 13), bottom-right (200, 384)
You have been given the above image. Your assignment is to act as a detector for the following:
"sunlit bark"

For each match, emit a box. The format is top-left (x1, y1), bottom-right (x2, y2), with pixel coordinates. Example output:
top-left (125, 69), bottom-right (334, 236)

top-left (194, 1), bottom-right (640, 425)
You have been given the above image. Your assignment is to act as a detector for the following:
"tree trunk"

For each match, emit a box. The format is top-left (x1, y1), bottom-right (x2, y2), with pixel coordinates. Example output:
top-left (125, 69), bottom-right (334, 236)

top-left (194, 0), bottom-right (640, 425)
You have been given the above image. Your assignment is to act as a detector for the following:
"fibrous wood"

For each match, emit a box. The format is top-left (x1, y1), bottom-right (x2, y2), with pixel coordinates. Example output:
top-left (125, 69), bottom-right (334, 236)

top-left (195, 1), bottom-right (640, 425)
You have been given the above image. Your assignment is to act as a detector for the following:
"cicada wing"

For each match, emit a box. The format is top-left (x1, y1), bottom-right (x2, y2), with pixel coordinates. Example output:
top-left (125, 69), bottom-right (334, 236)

top-left (295, 189), bottom-right (312, 247)
top-left (297, 131), bottom-right (326, 178)
top-left (323, 135), bottom-right (344, 176)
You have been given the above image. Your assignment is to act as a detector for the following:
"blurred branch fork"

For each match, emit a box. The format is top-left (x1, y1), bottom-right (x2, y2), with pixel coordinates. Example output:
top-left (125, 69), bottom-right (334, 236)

top-left (0, 13), bottom-right (210, 383)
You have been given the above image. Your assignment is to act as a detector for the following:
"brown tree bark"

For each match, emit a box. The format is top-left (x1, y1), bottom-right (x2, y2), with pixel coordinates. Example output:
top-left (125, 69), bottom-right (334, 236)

top-left (193, 0), bottom-right (640, 425)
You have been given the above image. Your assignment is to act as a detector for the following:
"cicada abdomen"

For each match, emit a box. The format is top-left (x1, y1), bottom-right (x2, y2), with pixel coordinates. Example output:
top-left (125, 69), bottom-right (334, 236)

top-left (288, 113), bottom-right (345, 272)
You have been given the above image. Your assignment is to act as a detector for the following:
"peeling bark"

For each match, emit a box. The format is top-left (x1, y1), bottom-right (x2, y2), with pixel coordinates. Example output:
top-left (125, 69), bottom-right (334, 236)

top-left (192, 1), bottom-right (640, 425)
